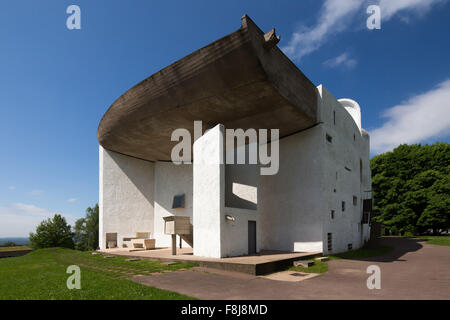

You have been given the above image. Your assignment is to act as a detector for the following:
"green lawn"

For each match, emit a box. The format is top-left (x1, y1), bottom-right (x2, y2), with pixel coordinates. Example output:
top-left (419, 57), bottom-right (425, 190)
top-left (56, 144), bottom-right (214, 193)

top-left (0, 248), bottom-right (197, 300)
top-left (0, 246), bottom-right (30, 252)
top-left (290, 245), bottom-right (393, 274)
top-left (416, 235), bottom-right (450, 246)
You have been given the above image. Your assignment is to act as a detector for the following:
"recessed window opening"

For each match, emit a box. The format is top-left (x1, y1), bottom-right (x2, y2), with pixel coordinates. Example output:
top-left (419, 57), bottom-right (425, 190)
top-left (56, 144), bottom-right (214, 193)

top-left (353, 196), bottom-right (357, 206)
top-left (333, 110), bottom-right (336, 125)
top-left (342, 201), bottom-right (346, 212)
top-left (331, 210), bottom-right (335, 219)
top-left (360, 159), bottom-right (363, 183)
top-left (327, 233), bottom-right (332, 251)
top-left (326, 134), bottom-right (333, 143)
top-left (348, 243), bottom-right (353, 250)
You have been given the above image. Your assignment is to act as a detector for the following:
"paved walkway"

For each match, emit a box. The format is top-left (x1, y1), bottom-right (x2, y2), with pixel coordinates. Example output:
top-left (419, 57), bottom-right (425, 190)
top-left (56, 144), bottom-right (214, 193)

top-left (131, 237), bottom-right (450, 299)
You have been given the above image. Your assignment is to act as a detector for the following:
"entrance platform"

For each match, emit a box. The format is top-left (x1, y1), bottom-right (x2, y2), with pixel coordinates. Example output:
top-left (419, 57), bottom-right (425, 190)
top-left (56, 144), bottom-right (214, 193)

top-left (98, 247), bottom-right (322, 275)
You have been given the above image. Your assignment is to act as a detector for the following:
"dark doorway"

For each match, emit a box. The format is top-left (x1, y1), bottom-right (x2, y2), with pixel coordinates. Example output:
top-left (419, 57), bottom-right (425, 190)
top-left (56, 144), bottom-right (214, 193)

top-left (248, 221), bottom-right (256, 255)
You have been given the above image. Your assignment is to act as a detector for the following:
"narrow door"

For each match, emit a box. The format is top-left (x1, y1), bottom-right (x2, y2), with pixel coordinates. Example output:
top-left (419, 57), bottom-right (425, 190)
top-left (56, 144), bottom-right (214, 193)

top-left (248, 221), bottom-right (256, 255)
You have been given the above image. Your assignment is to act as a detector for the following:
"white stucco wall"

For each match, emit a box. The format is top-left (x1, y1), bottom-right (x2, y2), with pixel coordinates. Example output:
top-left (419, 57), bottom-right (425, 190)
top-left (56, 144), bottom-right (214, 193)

top-left (193, 124), bottom-right (225, 258)
top-left (193, 125), bottom-right (260, 258)
top-left (99, 146), bottom-right (155, 249)
top-left (225, 143), bottom-right (259, 210)
top-left (222, 207), bottom-right (259, 257)
top-left (317, 85), bottom-right (371, 254)
top-left (258, 125), bottom-right (325, 253)
top-left (153, 161), bottom-right (193, 248)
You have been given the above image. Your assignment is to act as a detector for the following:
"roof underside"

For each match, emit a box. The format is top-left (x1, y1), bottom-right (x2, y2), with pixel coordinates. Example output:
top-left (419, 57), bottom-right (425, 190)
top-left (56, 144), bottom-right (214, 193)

top-left (97, 15), bottom-right (318, 161)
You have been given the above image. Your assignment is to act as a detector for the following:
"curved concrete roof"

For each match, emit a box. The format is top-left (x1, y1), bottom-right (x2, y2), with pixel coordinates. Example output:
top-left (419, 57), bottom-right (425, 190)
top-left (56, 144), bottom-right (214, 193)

top-left (97, 15), bottom-right (318, 161)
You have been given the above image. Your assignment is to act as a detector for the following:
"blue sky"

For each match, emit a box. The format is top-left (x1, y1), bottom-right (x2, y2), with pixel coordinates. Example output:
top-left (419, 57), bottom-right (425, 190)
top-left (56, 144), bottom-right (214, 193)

top-left (1, 0), bottom-right (449, 236)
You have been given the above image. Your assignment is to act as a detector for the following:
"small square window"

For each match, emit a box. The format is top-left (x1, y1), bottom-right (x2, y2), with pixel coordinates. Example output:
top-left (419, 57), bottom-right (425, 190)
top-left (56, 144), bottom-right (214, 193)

top-left (342, 201), bottom-right (346, 212)
top-left (172, 194), bottom-right (185, 209)
top-left (326, 134), bottom-right (333, 143)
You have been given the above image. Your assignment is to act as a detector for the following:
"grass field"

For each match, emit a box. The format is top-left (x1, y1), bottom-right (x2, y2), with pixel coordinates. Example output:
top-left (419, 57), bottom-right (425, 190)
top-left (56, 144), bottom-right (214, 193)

top-left (0, 248), bottom-right (197, 300)
top-left (416, 236), bottom-right (450, 246)
top-left (0, 246), bottom-right (30, 252)
top-left (290, 245), bottom-right (393, 274)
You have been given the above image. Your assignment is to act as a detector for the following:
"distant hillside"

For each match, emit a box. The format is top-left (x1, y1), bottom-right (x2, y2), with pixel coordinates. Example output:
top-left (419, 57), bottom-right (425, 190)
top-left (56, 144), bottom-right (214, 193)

top-left (0, 237), bottom-right (30, 246)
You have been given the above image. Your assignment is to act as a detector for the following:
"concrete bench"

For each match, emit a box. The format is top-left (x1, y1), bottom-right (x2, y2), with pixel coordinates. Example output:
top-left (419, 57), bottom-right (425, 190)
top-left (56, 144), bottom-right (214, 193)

top-left (122, 232), bottom-right (153, 248)
top-left (131, 238), bottom-right (156, 250)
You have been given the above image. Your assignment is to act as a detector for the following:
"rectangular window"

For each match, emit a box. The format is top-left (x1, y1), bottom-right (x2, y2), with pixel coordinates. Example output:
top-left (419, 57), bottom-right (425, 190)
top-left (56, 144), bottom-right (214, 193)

top-left (326, 134), bottom-right (333, 143)
top-left (327, 233), bottom-right (332, 251)
top-left (353, 196), bottom-right (357, 206)
top-left (360, 159), bottom-right (363, 183)
top-left (348, 243), bottom-right (353, 250)
top-left (342, 201), bottom-right (346, 212)
top-left (331, 210), bottom-right (335, 219)
top-left (333, 110), bottom-right (336, 125)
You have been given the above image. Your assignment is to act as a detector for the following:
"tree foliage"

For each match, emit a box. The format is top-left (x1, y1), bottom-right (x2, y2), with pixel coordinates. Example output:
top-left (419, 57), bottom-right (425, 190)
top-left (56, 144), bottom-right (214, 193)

top-left (74, 204), bottom-right (99, 251)
top-left (29, 214), bottom-right (74, 249)
top-left (371, 143), bottom-right (450, 235)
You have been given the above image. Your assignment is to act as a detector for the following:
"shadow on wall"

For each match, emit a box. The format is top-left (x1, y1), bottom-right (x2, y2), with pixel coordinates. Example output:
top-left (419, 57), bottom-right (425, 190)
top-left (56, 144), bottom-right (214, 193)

top-left (114, 151), bottom-right (155, 206)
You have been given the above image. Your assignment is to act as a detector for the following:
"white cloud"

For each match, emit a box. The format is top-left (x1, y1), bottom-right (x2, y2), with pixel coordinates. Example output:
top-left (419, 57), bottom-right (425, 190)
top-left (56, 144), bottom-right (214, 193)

top-left (323, 52), bottom-right (357, 68)
top-left (28, 189), bottom-right (44, 196)
top-left (0, 203), bottom-right (78, 237)
top-left (378, 0), bottom-right (445, 20)
top-left (370, 79), bottom-right (450, 154)
top-left (67, 198), bottom-right (77, 203)
top-left (8, 186), bottom-right (16, 190)
top-left (282, 0), bottom-right (362, 60)
top-left (282, 0), bottom-right (445, 61)
top-left (11, 203), bottom-right (53, 217)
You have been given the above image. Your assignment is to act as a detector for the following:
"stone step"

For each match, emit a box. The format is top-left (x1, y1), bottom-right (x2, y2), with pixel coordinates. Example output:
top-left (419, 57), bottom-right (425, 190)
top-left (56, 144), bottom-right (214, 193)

top-left (315, 256), bottom-right (329, 262)
top-left (293, 260), bottom-right (314, 268)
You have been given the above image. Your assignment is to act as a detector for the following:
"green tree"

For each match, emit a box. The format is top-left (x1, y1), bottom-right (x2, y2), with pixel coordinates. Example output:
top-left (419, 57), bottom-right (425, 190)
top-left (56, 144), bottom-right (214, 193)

top-left (371, 143), bottom-right (450, 234)
top-left (74, 204), bottom-right (99, 251)
top-left (371, 142), bottom-right (450, 235)
top-left (29, 214), bottom-right (74, 249)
